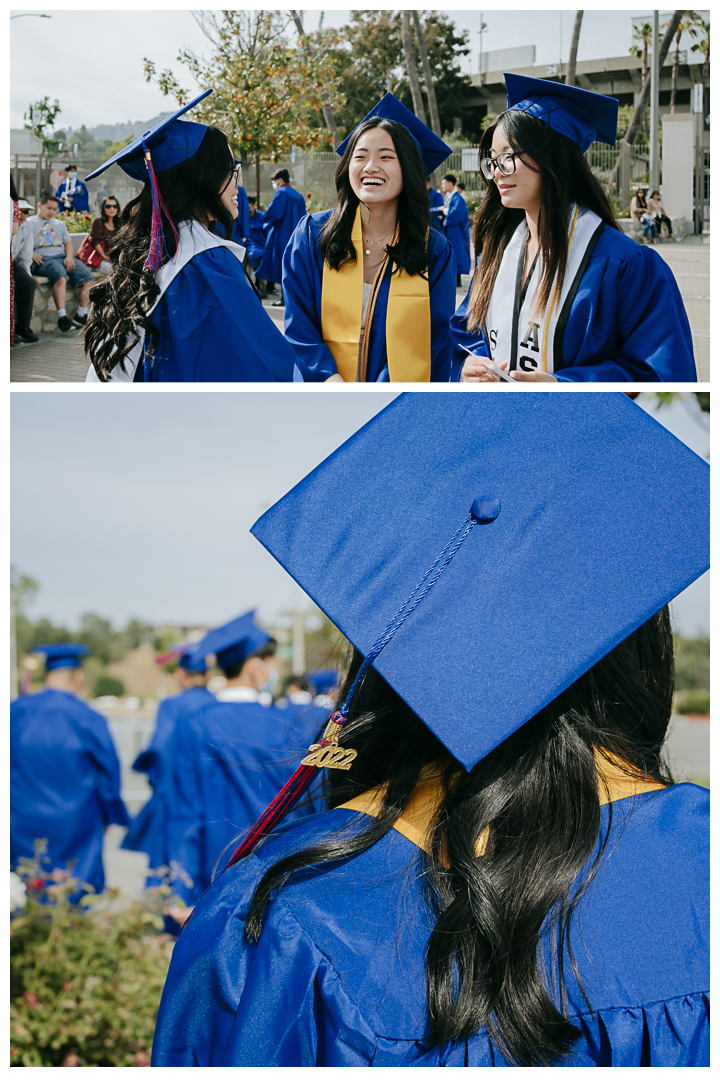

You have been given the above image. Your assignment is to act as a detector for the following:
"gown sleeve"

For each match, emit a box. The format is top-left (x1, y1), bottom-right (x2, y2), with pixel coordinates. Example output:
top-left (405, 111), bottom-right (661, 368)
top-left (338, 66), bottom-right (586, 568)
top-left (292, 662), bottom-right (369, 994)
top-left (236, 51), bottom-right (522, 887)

top-left (160, 711), bottom-right (206, 903)
top-left (71, 705), bottom-right (129, 827)
top-left (148, 248), bottom-right (299, 382)
top-left (282, 216), bottom-right (339, 382)
top-left (450, 271), bottom-right (489, 380)
top-left (151, 859), bottom-right (379, 1066)
top-left (554, 244), bottom-right (697, 383)
top-left (427, 232), bottom-right (457, 382)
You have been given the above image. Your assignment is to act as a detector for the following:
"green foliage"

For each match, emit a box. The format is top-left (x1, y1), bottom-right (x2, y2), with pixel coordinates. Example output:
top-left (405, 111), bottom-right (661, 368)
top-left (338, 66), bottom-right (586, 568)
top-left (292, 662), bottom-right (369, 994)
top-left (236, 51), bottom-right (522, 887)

top-left (674, 635), bottom-right (710, 696)
top-left (303, 611), bottom-right (349, 673)
top-left (94, 675), bottom-right (125, 698)
top-left (24, 97), bottom-right (62, 152)
top-left (144, 10), bottom-right (345, 168)
top-left (11, 567), bottom-right (39, 617)
top-left (11, 847), bottom-right (183, 1067)
top-left (104, 132), bottom-right (136, 158)
top-left (332, 11), bottom-right (471, 140)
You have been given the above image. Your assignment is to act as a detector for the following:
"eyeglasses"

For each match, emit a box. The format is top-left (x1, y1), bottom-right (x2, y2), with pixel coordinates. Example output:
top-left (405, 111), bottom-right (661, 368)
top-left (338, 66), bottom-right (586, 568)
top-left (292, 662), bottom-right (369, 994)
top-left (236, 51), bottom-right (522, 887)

top-left (480, 152), bottom-right (525, 181)
top-left (105, 204), bottom-right (119, 210)
top-left (232, 163), bottom-right (242, 185)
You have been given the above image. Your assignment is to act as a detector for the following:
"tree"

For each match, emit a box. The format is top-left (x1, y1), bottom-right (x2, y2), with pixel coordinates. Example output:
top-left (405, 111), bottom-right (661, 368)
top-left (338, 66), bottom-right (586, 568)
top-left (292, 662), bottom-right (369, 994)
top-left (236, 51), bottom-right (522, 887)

top-left (565, 11), bottom-right (584, 87)
top-left (23, 97), bottom-right (62, 152)
top-left (412, 11), bottom-right (442, 136)
top-left (690, 17), bottom-right (710, 81)
top-left (400, 12), bottom-right (427, 122)
top-left (289, 10), bottom-right (340, 143)
top-left (663, 10), bottom-right (700, 113)
top-left (144, 10), bottom-right (345, 199)
top-left (630, 21), bottom-right (654, 89)
top-left (624, 11), bottom-right (684, 147)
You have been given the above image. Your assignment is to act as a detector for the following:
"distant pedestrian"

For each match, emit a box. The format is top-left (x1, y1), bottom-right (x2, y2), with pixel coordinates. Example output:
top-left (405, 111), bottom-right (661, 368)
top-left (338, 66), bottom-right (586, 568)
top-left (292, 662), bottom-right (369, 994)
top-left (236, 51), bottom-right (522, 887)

top-left (441, 173), bottom-right (471, 284)
top-left (257, 169), bottom-right (306, 306)
top-left (427, 177), bottom-right (444, 231)
top-left (55, 163), bottom-right (90, 213)
top-left (11, 643), bottom-right (129, 896)
top-left (28, 194), bottom-right (94, 332)
top-left (245, 196), bottom-right (266, 272)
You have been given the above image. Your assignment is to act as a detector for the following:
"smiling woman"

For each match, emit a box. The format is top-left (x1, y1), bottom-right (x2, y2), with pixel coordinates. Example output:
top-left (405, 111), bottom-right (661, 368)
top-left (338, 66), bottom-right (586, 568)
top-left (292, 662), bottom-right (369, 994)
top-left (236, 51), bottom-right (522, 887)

top-left (281, 94), bottom-right (458, 382)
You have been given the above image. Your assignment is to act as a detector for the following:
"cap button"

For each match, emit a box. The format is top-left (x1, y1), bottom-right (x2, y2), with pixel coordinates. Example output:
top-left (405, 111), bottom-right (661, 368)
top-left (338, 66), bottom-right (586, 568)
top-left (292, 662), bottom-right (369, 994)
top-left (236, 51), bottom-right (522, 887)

top-left (471, 496), bottom-right (501, 524)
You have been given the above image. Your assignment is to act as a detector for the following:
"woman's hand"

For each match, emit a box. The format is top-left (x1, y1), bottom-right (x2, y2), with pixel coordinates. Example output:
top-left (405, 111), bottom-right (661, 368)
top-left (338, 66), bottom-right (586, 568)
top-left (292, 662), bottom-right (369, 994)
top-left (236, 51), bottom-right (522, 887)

top-left (325, 373), bottom-right (345, 383)
top-left (510, 370), bottom-right (557, 382)
top-left (461, 357), bottom-right (507, 382)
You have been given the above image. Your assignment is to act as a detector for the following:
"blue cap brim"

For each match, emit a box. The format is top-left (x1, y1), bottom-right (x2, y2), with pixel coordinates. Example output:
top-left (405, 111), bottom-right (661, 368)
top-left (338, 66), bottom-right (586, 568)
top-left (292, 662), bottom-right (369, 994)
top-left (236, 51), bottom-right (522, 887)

top-left (335, 93), bottom-right (452, 175)
top-left (84, 89), bottom-right (214, 181)
top-left (250, 395), bottom-right (709, 771)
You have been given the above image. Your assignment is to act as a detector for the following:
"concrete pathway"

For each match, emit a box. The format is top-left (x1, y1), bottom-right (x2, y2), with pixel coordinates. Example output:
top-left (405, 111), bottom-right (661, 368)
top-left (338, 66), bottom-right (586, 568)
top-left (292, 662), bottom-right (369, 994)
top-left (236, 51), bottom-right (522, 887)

top-left (10, 241), bottom-right (709, 382)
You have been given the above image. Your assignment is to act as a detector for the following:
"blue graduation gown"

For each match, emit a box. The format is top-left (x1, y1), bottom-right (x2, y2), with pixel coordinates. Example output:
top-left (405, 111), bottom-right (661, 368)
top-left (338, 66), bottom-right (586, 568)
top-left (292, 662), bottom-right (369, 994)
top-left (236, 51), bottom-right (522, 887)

top-left (257, 185), bottom-right (307, 284)
top-left (231, 188), bottom-right (251, 246)
top-left (153, 783), bottom-right (708, 1066)
top-left (282, 210), bottom-right (457, 382)
top-left (428, 187), bottom-right (444, 232)
top-left (10, 689), bottom-right (129, 894)
top-left (245, 211), bottom-right (266, 271)
top-left (451, 226), bottom-right (697, 382)
top-left (121, 686), bottom-right (217, 871)
top-left (55, 180), bottom-right (90, 213)
top-left (161, 699), bottom-right (322, 904)
top-left (140, 247), bottom-right (300, 382)
top-left (444, 190), bottom-right (471, 274)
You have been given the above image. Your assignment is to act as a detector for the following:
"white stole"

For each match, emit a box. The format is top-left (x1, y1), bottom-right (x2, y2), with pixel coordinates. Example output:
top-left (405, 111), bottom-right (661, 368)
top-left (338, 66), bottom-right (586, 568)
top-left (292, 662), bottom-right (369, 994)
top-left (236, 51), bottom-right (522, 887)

top-left (85, 221), bottom-right (246, 383)
top-left (484, 205), bottom-right (603, 374)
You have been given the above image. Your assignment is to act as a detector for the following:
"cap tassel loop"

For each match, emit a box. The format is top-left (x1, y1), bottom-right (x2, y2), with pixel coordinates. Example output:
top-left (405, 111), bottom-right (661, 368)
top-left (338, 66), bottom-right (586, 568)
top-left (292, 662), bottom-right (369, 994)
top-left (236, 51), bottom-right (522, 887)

top-left (143, 143), bottom-right (179, 271)
top-left (224, 502), bottom-right (497, 871)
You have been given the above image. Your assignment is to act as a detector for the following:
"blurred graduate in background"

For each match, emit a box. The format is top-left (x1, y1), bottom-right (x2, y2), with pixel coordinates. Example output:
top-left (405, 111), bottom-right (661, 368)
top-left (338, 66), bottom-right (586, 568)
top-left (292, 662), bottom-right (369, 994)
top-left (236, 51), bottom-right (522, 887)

top-left (11, 644), bottom-right (128, 896)
top-left (282, 94), bottom-right (457, 382)
top-left (256, 169), bottom-right (307, 306)
top-left (83, 91), bottom-right (301, 383)
top-left (453, 75), bottom-right (696, 383)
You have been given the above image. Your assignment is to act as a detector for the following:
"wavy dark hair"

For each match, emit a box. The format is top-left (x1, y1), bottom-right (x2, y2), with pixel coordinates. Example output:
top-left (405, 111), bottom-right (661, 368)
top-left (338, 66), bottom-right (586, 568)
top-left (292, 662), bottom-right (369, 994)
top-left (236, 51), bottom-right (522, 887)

top-left (84, 126), bottom-right (235, 380)
top-left (468, 110), bottom-right (618, 333)
top-left (321, 117), bottom-right (430, 276)
top-left (99, 195), bottom-right (121, 225)
top-left (246, 607), bottom-right (675, 1066)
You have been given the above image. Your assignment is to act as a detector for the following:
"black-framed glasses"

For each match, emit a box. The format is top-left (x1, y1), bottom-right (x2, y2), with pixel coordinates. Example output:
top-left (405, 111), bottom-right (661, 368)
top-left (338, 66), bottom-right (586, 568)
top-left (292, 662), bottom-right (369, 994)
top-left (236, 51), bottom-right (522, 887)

top-left (105, 203), bottom-right (119, 210)
top-left (480, 152), bottom-right (524, 181)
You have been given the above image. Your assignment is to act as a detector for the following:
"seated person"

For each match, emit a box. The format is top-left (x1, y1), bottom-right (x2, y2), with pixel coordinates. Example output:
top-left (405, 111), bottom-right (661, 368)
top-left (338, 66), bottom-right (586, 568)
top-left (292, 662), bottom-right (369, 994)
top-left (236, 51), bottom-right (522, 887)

top-left (28, 195), bottom-right (94, 332)
top-left (11, 199), bottom-right (39, 343)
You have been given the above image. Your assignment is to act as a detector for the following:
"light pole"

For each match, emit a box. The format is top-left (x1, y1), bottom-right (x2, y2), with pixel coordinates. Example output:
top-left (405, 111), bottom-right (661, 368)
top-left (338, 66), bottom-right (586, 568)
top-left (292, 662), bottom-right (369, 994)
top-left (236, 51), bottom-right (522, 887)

top-left (478, 14), bottom-right (487, 82)
top-left (649, 10), bottom-right (660, 193)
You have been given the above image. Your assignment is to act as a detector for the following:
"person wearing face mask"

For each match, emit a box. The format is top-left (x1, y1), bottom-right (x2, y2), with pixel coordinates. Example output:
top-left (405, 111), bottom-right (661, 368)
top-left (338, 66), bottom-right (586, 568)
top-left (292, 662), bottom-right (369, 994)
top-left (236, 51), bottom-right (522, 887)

top-left (55, 163), bottom-right (90, 213)
top-left (282, 94), bottom-right (457, 382)
top-left (160, 612), bottom-right (320, 912)
top-left (451, 75), bottom-right (695, 384)
top-left (256, 170), bottom-right (306, 306)
top-left (82, 91), bottom-right (301, 382)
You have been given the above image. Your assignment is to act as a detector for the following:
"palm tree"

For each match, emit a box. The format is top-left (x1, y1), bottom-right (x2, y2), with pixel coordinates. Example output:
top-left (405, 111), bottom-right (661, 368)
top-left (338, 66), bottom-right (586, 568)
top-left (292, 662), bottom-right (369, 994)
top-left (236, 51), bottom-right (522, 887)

top-left (400, 11), bottom-right (427, 123)
top-left (412, 11), bottom-right (442, 137)
top-left (691, 17), bottom-right (710, 82)
top-left (663, 10), bottom-right (700, 113)
top-left (629, 21), bottom-right (653, 88)
top-left (565, 11), bottom-right (584, 87)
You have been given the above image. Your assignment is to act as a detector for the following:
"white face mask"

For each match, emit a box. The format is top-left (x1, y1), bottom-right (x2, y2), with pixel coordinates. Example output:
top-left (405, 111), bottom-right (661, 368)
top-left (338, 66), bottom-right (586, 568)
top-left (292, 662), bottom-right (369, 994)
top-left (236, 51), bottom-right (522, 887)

top-left (260, 665), bottom-right (280, 695)
top-left (66, 171), bottom-right (77, 179)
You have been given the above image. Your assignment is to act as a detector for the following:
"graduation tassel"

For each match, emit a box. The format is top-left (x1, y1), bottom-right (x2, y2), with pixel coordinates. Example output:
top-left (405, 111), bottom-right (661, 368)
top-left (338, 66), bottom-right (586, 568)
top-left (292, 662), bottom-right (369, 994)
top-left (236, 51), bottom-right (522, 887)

top-left (143, 143), bottom-right (179, 271)
top-left (224, 504), bottom-right (489, 870)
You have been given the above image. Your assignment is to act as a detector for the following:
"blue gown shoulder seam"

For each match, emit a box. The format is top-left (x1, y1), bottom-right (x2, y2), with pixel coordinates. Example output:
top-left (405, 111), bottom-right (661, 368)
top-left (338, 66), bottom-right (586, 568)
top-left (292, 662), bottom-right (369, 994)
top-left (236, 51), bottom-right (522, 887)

top-left (568, 987), bottom-right (709, 1022)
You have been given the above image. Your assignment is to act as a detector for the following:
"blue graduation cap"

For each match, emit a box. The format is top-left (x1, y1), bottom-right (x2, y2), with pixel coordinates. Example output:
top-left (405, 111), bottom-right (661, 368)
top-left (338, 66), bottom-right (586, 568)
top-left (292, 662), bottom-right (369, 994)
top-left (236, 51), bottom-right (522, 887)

top-left (178, 644), bottom-right (208, 674)
top-left (194, 611), bottom-right (271, 673)
top-left (335, 93), bottom-right (452, 175)
top-left (250, 395), bottom-right (709, 772)
top-left (308, 669), bottom-right (339, 697)
top-left (84, 89), bottom-right (214, 182)
top-left (34, 643), bottom-right (89, 672)
top-left (504, 73), bottom-right (619, 152)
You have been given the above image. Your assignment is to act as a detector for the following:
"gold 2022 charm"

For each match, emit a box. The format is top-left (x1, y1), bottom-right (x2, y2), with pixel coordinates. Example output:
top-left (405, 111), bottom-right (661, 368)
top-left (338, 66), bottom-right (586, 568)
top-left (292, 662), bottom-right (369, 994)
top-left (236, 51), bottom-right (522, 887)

top-left (301, 717), bottom-right (357, 771)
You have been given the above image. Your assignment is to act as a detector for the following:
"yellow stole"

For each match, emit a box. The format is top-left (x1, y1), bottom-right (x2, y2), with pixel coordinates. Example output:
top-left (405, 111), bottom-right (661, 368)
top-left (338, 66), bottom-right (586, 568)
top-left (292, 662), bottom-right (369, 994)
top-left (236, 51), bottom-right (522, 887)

top-left (320, 206), bottom-right (432, 382)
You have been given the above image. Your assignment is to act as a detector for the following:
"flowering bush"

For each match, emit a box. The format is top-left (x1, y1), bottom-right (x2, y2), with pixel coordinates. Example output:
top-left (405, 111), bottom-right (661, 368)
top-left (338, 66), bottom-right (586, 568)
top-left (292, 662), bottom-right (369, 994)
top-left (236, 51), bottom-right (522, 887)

top-left (10, 843), bottom-right (187, 1067)
top-left (61, 210), bottom-right (94, 234)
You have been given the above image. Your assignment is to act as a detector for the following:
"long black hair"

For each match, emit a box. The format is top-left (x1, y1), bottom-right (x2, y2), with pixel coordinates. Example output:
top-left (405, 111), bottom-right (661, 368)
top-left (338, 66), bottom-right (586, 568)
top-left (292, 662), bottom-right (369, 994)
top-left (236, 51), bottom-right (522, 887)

top-left (468, 109), bottom-right (618, 333)
top-left (247, 606), bottom-right (675, 1066)
top-left (84, 126), bottom-right (235, 380)
top-left (321, 117), bottom-right (430, 277)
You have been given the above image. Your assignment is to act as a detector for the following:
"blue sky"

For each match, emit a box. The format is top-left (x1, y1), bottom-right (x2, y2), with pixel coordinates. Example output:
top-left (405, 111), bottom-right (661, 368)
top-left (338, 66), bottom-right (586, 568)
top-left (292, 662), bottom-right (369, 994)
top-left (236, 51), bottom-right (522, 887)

top-left (10, 8), bottom-right (703, 131)
top-left (10, 392), bottom-right (709, 636)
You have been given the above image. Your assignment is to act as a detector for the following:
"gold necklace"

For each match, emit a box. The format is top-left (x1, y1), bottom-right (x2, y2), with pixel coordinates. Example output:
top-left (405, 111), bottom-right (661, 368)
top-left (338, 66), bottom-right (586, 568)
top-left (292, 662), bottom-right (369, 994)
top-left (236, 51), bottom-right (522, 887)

top-left (362, 229), bottom-right (394, 256)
